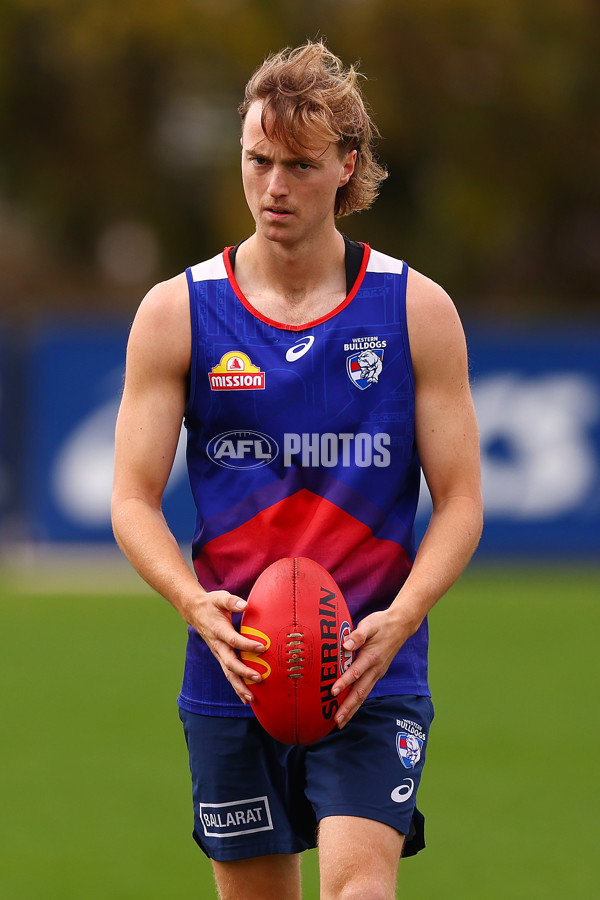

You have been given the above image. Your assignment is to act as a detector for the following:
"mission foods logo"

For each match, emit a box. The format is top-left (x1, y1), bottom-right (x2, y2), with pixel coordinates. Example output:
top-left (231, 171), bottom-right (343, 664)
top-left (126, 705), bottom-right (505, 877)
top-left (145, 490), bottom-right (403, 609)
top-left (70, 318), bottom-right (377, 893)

top-left (209, 351), bottom-right (265, 391)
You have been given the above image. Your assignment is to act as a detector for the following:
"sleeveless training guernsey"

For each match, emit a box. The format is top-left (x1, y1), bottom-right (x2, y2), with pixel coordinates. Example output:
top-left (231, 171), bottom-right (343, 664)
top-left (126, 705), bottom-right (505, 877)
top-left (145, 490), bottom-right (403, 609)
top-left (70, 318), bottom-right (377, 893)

top-left (177, 242), bottom-right (429, 717)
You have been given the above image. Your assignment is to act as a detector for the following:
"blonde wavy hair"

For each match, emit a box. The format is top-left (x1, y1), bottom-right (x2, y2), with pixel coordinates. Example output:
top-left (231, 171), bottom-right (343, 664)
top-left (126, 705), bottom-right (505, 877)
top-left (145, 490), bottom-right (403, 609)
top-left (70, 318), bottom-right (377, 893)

top-left (238, 41), bottom-right (388, 217)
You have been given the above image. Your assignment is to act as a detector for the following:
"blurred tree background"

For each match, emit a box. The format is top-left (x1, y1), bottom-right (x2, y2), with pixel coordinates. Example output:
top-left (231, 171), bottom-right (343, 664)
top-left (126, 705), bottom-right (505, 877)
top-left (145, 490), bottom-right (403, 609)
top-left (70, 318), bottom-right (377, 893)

top-left (0, 0), bottom-right (598, 324)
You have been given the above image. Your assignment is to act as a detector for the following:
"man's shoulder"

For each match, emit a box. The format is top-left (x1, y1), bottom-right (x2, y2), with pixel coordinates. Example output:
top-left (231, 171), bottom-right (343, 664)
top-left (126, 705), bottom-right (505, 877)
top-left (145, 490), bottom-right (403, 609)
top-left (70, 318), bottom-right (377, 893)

top-left (405, 267), bottom-right (466, 378)
top-left (136, 247), bottom-right (230, 323)
top-left (406, 266), bottom-right (455, 312)
top-left (363, 248), bottom-right (454, 313)
top-left (365, 247), bottom-right (405, 276)
top-left (188, 250), bottom-right (228, 284)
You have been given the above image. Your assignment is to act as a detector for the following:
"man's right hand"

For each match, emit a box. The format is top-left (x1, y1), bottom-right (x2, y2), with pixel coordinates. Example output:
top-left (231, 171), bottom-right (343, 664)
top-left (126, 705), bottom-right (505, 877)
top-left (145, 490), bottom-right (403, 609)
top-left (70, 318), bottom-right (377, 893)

top-left (186, 590), bottom-right (266, 704)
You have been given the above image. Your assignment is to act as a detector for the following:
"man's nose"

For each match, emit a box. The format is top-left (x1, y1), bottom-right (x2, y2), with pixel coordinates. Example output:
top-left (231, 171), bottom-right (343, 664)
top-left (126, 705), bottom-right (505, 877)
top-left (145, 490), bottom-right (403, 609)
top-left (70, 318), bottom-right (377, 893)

top-left (267, 165), bottom-right (290, 197)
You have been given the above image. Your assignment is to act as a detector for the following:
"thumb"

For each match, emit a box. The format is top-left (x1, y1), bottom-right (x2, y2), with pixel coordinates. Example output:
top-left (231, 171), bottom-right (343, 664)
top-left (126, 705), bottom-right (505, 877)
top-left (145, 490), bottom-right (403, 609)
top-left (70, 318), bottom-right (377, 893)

top-left (229, 595), bottom-right (247, 611)
top-left (343, 623), bottom-right (370, 652)
top-left (212, 591), bottom-right (247, 612)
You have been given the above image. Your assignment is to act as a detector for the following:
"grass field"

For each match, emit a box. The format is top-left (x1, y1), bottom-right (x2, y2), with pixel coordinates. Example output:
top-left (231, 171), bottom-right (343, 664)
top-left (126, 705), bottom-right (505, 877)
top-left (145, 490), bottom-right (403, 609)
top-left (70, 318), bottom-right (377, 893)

top-left (1, 560), bottom-right (598, 898)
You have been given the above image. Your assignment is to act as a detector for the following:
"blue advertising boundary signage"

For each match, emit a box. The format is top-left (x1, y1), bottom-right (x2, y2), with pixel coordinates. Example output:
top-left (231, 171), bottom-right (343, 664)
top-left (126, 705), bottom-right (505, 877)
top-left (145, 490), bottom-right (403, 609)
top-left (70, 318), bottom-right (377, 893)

top-left (15, 320), bottom-right (600, 556)
top-left (25, 322), bottom-right (195, 544)
top-left (469, 328), bottom-right (600, 556)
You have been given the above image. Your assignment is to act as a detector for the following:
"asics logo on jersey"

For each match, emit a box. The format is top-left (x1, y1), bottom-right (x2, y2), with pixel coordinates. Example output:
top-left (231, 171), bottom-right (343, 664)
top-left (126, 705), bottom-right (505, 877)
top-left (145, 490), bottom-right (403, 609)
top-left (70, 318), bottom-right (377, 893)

top-left (286, 336), bottom-right (315, 362)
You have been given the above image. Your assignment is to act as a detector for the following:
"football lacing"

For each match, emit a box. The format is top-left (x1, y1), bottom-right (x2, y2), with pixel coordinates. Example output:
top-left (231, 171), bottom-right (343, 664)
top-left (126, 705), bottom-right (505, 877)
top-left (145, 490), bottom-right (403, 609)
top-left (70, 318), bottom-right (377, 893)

top-left (286, 632), bottom-right (305, 679)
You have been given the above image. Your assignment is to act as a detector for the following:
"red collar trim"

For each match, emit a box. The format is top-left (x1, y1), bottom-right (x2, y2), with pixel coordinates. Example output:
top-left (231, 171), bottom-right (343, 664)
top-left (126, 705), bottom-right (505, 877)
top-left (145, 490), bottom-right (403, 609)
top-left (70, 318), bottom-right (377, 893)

top-left (222, 243), bottom-right (371, 332)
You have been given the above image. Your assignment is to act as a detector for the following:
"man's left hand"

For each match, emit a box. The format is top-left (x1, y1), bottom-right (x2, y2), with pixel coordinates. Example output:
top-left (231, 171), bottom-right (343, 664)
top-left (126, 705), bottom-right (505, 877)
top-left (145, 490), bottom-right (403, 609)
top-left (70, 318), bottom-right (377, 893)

top-left (331, 608), bottom-right (414, 729)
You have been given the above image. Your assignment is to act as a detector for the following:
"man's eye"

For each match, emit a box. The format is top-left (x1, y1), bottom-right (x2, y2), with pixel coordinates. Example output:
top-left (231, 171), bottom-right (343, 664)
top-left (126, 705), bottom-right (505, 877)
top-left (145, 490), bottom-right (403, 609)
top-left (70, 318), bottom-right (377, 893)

top-left (297, 162), bottom-right (311, 171)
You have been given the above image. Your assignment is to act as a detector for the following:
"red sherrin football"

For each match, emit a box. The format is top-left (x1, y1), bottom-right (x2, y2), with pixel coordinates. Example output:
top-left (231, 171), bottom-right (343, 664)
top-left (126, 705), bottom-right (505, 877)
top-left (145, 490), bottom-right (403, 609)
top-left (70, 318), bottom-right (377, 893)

top-left (240, 557), bottom-right (354, 745)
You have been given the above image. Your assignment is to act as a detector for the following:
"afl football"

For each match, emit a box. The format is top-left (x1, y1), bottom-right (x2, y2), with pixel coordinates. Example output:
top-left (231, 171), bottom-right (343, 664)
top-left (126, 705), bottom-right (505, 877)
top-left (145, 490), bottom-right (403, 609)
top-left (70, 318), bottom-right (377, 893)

top-left (240, 557), bottom-right (353, 745)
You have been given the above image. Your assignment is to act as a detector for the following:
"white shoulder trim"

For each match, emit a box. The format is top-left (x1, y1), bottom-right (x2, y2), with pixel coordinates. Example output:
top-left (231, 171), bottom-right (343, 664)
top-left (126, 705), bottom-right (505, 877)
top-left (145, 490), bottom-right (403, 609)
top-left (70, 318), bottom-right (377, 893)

top-left (189, 252), bottom-right (227, 282)
top-left (366, 249), bottom-right (405, 276)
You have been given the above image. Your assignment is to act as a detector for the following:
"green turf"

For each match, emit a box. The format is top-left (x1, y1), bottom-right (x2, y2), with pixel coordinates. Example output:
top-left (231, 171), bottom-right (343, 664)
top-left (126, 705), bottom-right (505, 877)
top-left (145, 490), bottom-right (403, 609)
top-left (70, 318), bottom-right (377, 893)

top-left (0, 564), bottom-right (598, 898)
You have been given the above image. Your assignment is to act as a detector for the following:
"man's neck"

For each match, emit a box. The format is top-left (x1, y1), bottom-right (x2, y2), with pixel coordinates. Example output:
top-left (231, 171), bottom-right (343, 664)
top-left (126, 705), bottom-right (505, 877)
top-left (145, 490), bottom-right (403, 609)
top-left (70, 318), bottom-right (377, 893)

top-left (234, 230), bottom-right (348, 325)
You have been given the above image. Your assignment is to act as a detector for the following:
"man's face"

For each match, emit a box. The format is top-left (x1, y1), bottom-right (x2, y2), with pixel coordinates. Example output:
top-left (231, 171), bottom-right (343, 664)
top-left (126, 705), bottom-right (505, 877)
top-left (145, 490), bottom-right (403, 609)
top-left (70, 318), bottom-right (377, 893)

top-left (240, 101), bottom-right (356, 248)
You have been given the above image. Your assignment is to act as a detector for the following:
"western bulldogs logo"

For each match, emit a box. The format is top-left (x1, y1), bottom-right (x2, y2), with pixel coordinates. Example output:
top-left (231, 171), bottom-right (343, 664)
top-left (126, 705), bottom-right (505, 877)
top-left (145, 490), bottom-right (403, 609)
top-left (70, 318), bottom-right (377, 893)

top-left (396, 732), bottom-right (423, 769)
top-left (347, 348), bottom-right (384, 390)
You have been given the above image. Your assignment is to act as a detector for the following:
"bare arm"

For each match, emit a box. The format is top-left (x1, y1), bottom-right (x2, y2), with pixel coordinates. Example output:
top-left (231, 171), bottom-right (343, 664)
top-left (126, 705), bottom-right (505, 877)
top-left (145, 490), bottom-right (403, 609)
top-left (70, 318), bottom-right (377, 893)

top-left (111, 274), bottom-right (264, 702)
top-left (333, 268), bottom-right (483, 725)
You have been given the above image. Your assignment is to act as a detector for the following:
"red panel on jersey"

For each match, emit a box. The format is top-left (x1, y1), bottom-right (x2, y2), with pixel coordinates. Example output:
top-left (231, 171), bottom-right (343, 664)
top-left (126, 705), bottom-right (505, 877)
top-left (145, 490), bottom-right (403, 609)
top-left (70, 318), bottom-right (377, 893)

top-left (193, 488), bottom-right (412, 620)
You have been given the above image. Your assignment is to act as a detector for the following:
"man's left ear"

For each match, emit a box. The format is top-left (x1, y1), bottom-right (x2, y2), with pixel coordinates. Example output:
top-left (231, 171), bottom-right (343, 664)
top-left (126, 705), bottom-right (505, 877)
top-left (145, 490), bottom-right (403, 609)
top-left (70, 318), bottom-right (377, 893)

top-left (340, 149), bottom-right (357, 186)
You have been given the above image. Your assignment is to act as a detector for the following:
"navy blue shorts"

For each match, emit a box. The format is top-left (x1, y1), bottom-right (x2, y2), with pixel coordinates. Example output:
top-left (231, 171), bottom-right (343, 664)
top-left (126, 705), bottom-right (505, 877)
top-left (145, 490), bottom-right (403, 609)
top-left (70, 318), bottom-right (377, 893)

top-left (179, 694), bottom-right (434, 862)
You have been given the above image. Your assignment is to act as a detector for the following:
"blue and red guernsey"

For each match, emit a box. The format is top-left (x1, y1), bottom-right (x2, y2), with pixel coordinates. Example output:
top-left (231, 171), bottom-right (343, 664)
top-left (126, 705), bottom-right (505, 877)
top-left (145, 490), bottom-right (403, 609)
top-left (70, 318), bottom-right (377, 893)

top-left (178, 243), bottom-right (430, 717)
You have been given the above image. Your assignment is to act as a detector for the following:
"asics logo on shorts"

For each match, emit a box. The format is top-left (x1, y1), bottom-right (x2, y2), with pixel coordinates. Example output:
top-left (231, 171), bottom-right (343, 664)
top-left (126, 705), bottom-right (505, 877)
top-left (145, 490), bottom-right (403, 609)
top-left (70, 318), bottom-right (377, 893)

top-left (390, 779), bottom-right (414, 804)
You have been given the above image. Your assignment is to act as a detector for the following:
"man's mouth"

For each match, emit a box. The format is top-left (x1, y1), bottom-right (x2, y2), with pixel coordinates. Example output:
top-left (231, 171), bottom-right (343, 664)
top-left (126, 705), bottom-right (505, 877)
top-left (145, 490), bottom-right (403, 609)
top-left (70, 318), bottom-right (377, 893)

top-left (265, 206), bottom-right (292, 218)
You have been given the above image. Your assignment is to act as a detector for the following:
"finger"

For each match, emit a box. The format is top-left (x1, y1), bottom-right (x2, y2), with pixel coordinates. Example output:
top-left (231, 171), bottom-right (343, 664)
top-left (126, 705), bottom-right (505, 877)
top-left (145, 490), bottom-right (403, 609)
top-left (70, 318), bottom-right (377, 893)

top-left (227, 670), bottom-right (256, 705)
top-left (212, 592), bottom-right (247, 612)
top-left (227, 630), bottom-right (267, 653)
top-left (209, 612), bottom-right (266, 653)
top-left (334, 677), bottom-right (374, 729)
top-left (213, 597), bottom-right (267, 652)
top-left (202, 633), bottom-right (259, 704)
top-left (212, 645), bottom-right (258, 704)
top-left (215, 643), bottom-right (264, 689)
top-left (331, 650), bottom-right (372, 697)
top-left (192, 622), bottom-right (265, 659)
top-left (342, 624), bottom-right (371, 653)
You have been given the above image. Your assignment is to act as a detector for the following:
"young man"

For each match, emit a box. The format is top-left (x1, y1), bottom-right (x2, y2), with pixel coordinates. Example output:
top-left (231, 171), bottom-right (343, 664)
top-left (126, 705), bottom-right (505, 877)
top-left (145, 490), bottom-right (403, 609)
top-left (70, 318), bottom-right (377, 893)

top-left (112, 41), bottom-right (483, 900)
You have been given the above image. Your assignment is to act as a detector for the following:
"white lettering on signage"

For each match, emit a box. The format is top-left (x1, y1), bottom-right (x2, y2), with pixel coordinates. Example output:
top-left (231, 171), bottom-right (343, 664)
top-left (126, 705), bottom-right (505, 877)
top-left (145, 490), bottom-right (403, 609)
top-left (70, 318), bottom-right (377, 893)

top-left (475, 374), bottom-right (598, 518)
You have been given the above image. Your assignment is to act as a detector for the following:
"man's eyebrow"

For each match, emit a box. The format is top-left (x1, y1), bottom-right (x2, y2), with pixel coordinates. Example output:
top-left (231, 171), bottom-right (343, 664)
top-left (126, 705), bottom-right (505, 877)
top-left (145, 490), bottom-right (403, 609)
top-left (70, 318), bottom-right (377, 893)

top-left (244, 143), bottom-right (269, 156)
top-left (244, 143), bottom-right (324, 164)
